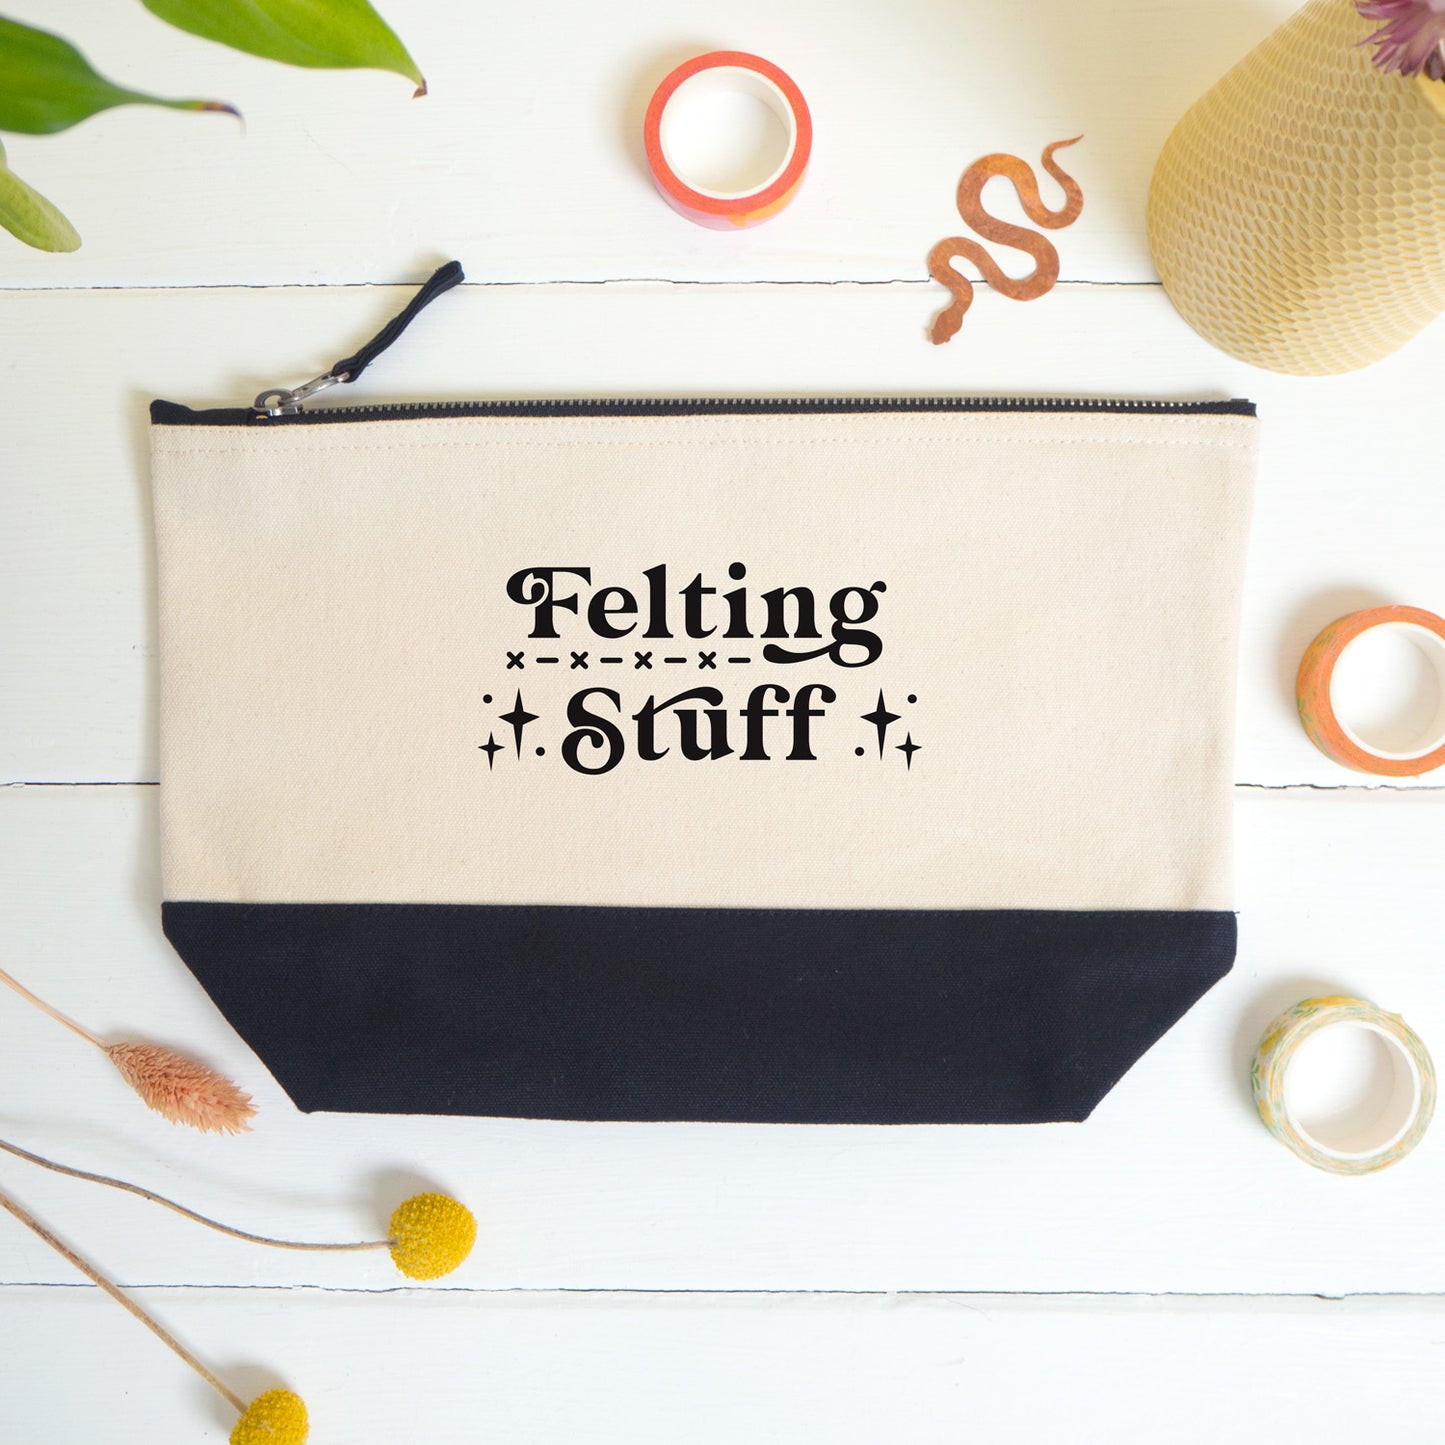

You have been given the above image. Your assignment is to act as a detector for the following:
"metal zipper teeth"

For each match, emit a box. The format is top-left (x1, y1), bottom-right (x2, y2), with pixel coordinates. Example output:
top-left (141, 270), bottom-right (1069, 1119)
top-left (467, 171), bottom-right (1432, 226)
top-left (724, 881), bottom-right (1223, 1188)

top-left (149, 396), bottom-right (1257, 426)
top-left (259, 396), bottom-right (1256, 422)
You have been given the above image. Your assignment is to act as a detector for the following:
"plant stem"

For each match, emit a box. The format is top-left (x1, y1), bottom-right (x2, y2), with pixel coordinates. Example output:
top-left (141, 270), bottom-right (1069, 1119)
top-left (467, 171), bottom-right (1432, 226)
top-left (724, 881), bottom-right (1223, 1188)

top-left (0, 1183), bottom-right (246, 1414)
top-left (0, 1136), bottom-right (392, 1253)
top-left (0, 965), bottom-right (105, 1049)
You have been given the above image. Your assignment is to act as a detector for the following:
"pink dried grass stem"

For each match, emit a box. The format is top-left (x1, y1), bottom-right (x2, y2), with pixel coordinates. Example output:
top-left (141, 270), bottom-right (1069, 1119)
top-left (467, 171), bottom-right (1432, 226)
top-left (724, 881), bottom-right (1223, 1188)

top-left (0, 962), bottom-right (102, 1045)
top-left (0, 965), bottom-right (255, 1133)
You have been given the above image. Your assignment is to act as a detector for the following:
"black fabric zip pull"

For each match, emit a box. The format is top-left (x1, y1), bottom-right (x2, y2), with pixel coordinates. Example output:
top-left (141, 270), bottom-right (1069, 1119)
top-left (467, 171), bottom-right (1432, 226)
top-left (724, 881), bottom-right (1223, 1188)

top-left (253, 260), bottom-right (465, 418)
top-left (331, 260), bottom-right (464, 382)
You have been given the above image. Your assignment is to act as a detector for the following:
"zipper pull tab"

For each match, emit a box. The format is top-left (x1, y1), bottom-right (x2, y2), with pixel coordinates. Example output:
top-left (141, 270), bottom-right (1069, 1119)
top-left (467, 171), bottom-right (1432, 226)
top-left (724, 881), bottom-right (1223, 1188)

top-left (253, 259), bottom-right (465, 418)
top-left (254, 370), bottom-right (346, 416)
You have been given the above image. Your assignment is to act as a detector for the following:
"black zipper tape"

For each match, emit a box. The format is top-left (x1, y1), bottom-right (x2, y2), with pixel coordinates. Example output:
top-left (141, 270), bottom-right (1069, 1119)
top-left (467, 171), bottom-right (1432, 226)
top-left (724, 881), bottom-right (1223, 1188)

top-left (152, 395), bottom-right (1257, 427)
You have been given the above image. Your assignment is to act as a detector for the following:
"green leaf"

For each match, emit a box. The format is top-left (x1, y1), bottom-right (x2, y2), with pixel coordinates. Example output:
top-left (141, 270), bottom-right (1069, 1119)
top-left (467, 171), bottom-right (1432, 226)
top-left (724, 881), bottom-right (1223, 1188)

top-left (0, 140), bottom-right (81, 251)
top-left (141, 0), bottom-right (425, 95)
top-left (0, 15), bottom-right (237, 135)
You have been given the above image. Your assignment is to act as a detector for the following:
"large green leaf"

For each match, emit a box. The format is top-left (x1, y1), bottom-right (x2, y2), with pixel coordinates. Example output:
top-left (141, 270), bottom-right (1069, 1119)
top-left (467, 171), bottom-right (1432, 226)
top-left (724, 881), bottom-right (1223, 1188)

top-left (142, 0), bottom-right (425, 95)
top-left (0, 140), bottom-right (80, 251)
top-left (0, 15), bottom-right (237, 135)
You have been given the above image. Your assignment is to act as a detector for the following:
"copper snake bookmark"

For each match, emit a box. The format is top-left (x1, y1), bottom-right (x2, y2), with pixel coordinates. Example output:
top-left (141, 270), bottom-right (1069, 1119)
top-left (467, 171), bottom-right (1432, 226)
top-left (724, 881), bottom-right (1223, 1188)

top-left (928, 137), bottom-right (1084, 345)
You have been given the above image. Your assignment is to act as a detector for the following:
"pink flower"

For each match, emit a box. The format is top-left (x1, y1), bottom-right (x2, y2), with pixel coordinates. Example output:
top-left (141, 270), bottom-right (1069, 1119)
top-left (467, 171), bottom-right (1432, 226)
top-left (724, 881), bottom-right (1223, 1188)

top-left (1357, 0), bottom-right (1445, 79)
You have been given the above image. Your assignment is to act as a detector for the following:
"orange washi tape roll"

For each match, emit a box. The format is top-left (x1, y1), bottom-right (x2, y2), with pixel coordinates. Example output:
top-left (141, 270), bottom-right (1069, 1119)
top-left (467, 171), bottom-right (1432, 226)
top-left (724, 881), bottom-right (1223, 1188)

top-left (1296, 605), bottom-right (1445, 776)
top-left (644, 51), bottom-right (811, 229)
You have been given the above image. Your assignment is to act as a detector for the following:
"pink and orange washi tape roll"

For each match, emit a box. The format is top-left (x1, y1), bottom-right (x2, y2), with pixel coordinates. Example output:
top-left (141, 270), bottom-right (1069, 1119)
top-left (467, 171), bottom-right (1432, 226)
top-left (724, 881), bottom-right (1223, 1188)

top-left (644, 51), bottom-right (812, 229)
top-left (1296, 605), bottom-right (1445, 776)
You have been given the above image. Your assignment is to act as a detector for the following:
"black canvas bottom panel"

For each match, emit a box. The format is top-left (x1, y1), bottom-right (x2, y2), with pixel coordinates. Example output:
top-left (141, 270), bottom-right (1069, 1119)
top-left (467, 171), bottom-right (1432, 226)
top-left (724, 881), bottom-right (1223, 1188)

top-left (161, 903), bottom-right (1235, 1124)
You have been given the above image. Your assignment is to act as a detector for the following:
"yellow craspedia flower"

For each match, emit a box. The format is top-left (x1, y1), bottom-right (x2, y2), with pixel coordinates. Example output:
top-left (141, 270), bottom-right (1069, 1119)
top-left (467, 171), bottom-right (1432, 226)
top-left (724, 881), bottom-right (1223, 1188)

top-left (388, 1191), bottom-right (476, 1280)
top-left (231, 1389), bottom-right (308, 1444)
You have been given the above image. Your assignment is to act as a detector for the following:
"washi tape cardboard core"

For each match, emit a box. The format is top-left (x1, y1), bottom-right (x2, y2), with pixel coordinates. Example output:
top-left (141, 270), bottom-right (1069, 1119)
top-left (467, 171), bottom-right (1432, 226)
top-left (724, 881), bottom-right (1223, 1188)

top-left (1253, 997), bottom-right (1435, 1174)
top-left (1296, 605), bottom-right (1445, 775)
top-left (1285, 1021), bottom-right (1419, 1156)
top-left (645, 51), bottom-right (811, 228)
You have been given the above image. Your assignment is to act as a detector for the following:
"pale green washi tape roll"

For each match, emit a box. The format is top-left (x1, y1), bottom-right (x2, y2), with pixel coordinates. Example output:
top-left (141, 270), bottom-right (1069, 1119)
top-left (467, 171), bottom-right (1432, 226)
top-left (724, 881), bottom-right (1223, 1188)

top-left (1252, 996), bottom-right (1435, 1175)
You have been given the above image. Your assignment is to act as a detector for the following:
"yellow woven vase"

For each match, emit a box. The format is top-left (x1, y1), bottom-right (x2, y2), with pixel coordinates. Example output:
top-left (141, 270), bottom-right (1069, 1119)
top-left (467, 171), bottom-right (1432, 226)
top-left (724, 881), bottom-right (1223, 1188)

top-left (1148, 0), bottom-right (1445, 374)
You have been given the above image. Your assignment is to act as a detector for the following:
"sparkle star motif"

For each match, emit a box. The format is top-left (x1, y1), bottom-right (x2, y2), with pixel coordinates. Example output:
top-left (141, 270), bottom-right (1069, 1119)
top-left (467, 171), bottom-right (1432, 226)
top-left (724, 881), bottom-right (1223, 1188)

top-left (861, 690), bottom-right (901, 757)
top-left (499, 690), bottom-right (538, 757)
top-left (896, 733), bottom-right (921, 770)
top-left (477, 733), bottom-right (502, 770)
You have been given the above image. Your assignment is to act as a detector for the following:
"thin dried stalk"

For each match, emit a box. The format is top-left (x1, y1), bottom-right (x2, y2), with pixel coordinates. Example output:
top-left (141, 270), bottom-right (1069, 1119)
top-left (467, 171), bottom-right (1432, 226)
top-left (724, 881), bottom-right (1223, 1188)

top-left (0, 965), bottom-right (102, 1047)
top-left (0, 1136), bottom-right (390, 1252)
top-left (0, 1183), bottom-right (245, 1414)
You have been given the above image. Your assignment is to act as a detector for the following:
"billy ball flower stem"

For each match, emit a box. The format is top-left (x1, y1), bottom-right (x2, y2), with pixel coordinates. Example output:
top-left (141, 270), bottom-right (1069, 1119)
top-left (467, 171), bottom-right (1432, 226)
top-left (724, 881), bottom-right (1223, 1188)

top-left (0, 1183), bottom-right (311, 1440)
top-left (0, 1136), bottom-right (392, 1254)
top-left (0, 1135), bottom-right (478, 1279)
top-left (0, 1182), bottom-right (248, 1413)
top-left (0, 963), bottom-right (255, 1133)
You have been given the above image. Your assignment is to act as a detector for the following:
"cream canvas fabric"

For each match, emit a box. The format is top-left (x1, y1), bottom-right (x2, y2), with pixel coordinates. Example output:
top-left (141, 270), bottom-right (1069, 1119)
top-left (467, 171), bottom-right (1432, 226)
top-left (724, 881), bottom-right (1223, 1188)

top-left (149, 398), bottom-right (1257, 1123)
top-left (153, 409), bottom-right (1255, 910)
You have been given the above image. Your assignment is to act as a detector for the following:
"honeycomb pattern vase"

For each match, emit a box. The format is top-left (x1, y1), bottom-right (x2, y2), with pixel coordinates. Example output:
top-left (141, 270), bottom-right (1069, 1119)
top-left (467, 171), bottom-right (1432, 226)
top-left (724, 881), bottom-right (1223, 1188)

top-left (1148, 0), bottom-right (1445, 375)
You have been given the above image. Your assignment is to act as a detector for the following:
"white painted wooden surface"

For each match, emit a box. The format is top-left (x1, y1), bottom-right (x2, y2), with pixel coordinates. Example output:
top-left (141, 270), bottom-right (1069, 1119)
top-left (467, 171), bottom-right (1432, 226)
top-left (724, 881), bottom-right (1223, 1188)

top-left (4, 1289), bottom-right (1440, 1444)
top-left (0, 0), bottom-right (1299, 288)
top-left (3, 0), bottom-right (1444, 1438)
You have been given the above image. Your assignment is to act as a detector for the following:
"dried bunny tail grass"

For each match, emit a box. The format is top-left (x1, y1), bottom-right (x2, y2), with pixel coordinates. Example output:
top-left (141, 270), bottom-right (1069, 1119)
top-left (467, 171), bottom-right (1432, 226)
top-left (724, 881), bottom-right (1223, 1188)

top-left (106, 1042), bottom-right (256, 1134)
top-left (0, 966), bottom-right (257, 1134)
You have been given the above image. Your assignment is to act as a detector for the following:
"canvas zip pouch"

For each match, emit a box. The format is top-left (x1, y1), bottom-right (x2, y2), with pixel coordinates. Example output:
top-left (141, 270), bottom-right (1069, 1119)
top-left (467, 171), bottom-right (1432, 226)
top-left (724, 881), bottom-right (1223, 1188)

top-left (149, 261), bottom-right (1259, 1124)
